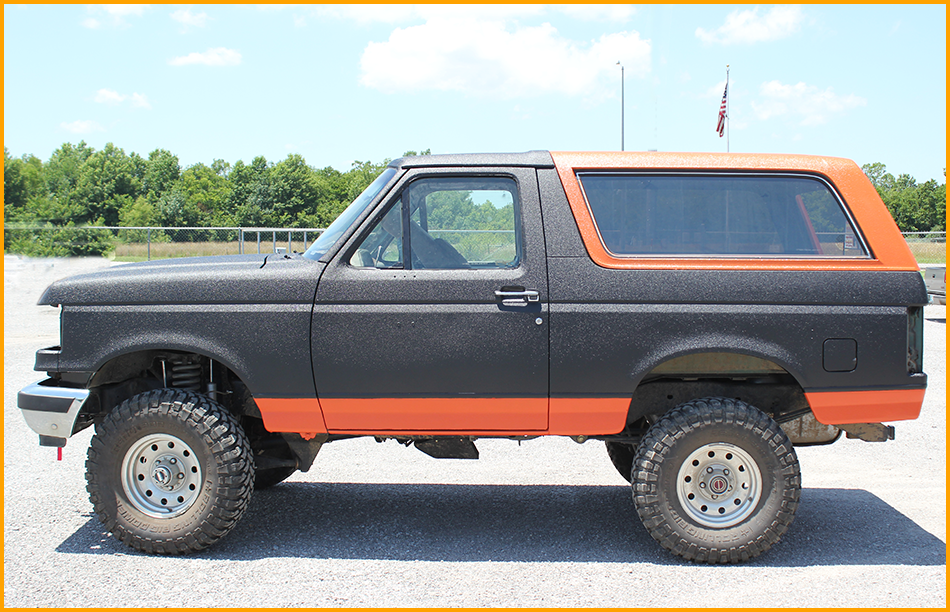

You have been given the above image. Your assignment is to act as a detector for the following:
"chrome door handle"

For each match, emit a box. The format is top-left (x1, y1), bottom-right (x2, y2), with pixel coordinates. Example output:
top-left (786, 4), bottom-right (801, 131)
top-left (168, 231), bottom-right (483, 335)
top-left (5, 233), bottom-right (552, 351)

top-left (494, 289), bottom-right (540, 306)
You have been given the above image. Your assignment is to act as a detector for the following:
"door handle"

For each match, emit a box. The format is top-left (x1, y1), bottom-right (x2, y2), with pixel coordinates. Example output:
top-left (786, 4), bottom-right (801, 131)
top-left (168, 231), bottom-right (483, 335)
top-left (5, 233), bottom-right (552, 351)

top-left (494, 289), bottom-right (540, 307)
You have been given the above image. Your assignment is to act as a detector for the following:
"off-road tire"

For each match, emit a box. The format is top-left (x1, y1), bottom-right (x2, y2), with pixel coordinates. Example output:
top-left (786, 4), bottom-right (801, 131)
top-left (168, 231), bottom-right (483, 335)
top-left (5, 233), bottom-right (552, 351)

top-left (605, 441), bottom-right (636, 482)
top-left (86, 389), bottom-right (254, 554)
top-left (632, 397), bottom-right (800, 563)
top-left (254, 465), bottom-right (297, 490)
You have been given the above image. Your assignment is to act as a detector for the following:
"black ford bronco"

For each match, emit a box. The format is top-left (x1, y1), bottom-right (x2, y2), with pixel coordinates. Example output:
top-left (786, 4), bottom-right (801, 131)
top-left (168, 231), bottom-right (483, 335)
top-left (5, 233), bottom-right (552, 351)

top-left (18, 151), bottom-right (928, 563)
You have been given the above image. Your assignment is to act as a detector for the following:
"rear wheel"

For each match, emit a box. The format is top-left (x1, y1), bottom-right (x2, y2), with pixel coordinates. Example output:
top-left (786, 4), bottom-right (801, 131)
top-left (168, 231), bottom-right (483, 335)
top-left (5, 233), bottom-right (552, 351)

top-left (86, 389), bottom-right (254, 554)
top-left (631, 397), bottom-right (800, 563)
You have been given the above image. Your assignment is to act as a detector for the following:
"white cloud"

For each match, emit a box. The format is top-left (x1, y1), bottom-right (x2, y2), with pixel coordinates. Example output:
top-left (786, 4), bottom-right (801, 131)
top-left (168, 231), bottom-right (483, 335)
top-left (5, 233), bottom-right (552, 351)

top-left (555, 4), bottom-right (636, 23)
top-left (171, 8), bottom-right (210, 28)
top-left (94, 88), bottom-right (152, 109)
top-left (61, 120), bottom-right (104, 134)
top-left (82, 4), bottom-right (149, 29)
top-left (94, 89), bottom-right (125, 105)
top-left (169, 47), bottom-right (242, 67)
top-left (312, 4), bottom-right (420, 24)
top-left (129, 93), bottom-right (151, 109)
top-left (360, 18), bottom-right (650, 99)
top-left (314, 5), bottom-right (547, 25)
top-left (751, 80), bottom-right (866, 126)
top-left (696, 5), bottom-right (804, 45)
top-left (320, 4), bottom-right (635, 24)
top-left (102, 5), bottom-right (148, 17)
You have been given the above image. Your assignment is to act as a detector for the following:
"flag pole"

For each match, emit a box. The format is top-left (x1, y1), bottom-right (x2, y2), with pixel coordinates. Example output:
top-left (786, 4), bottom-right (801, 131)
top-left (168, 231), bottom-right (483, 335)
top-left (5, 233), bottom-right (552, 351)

top-left (726, 65), bottom-right (730, 153)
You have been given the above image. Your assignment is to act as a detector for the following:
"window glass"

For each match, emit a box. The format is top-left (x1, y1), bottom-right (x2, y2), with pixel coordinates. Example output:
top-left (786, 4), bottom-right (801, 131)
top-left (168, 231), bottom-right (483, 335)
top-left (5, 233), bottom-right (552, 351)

top-left (577, 173), bottom-right (868, 257)
top-left (353, 176), bottom-right (520, 269)
top-left (349, 202), bottom-right (403, 268)
top-left (303, 167), bottom-right (397, 261)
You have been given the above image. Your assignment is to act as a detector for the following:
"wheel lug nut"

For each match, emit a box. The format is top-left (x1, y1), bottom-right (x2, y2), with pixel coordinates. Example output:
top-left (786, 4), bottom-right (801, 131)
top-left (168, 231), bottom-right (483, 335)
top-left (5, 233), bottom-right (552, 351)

top-left (699, 482), bottom-right (706, 488)
top-left (170, 459), bottom-right (177, 465)
top-left (706, 467), bottom-right (714, 473)
top-left (723, 469), bottom-right (729, 476)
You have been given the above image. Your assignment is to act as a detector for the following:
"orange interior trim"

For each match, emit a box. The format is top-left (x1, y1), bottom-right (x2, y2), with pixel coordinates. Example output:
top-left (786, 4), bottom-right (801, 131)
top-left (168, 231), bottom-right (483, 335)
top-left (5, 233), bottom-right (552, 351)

top-left (255, 397), bottom-right (328, 439)
top-left (805, 389), bottom-right (925, 425)
top-left (550, 151), bottom-right (919, 272)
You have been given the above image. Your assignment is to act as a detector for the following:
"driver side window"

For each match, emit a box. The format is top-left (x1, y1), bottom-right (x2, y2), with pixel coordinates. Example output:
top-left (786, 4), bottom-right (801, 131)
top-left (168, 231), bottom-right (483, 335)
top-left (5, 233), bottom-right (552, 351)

top-left (350, 176), bottom-right (520, 270)
top-left (349, 202), bottom-right (403, 268)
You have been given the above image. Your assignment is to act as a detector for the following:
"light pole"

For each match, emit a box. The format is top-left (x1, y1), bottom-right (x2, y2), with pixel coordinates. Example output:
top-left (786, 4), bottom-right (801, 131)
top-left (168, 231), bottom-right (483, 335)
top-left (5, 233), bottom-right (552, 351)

top-left (617, 61), bottom-right (624, 151)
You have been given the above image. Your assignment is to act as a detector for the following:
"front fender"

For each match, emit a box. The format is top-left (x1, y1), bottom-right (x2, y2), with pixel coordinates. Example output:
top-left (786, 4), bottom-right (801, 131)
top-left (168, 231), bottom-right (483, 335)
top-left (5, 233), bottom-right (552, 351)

top-left (55, 302), bottom-right (316, 400)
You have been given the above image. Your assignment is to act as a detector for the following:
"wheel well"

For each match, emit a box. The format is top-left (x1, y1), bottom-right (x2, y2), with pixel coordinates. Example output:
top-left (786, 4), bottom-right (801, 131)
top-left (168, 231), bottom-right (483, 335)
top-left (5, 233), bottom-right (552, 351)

top-left (79, 350), bottom-right (320, 472)
top-left (615, 352), bottom-right (813, 442)
top-left (81, 350), bottom-right (258, 427)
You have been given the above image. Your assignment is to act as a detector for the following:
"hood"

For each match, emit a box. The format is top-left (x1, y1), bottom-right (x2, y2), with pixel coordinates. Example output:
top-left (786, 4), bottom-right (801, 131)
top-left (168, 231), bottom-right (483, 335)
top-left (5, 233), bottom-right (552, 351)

top-left (39, 254), bottom-right (325, 306)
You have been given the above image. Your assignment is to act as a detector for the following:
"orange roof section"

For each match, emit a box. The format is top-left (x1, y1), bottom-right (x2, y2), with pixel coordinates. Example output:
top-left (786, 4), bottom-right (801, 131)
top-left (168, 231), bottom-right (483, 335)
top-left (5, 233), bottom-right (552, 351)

top-left (550, 151), bottom-right (920, 272)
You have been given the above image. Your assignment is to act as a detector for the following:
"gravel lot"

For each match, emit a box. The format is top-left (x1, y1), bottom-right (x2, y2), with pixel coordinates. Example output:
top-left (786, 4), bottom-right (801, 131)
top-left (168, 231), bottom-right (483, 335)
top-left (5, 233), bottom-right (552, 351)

top-left (4, 255), bottom-right (946, 607)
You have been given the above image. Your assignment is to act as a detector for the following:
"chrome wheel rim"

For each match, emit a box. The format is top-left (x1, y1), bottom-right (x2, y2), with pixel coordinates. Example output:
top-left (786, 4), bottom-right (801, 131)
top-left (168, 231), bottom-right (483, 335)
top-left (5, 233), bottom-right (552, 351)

top-left (676, 442), bottom-right (762, 528)
top-left (121, 434), bottom-right (203, 519)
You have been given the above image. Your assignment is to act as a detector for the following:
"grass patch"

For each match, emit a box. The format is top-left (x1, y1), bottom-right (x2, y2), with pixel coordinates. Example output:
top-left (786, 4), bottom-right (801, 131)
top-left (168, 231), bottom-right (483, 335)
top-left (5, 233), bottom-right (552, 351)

top-left (907, 241), bottom-right (946, 265)
top-left (111, 239), bottom-right (312, 262)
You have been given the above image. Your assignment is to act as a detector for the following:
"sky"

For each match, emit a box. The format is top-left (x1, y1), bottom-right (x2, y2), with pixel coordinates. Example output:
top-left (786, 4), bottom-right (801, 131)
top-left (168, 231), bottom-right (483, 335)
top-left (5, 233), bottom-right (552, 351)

top-left (3, 4), bottom-right (947, 182)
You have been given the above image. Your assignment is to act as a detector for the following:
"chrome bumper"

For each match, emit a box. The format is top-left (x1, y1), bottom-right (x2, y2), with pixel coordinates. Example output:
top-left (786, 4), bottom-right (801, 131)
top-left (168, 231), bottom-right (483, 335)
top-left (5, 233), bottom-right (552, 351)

top-left (17, 379), bottom-right (89, 447)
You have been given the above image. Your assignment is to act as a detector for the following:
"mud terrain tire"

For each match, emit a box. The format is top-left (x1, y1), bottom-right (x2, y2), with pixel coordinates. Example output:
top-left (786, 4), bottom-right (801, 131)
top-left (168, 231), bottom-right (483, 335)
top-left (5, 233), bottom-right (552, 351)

top-left (632, 397), bottom-right (800, 563)
top-left (86, 389), bottom-right (254, 554)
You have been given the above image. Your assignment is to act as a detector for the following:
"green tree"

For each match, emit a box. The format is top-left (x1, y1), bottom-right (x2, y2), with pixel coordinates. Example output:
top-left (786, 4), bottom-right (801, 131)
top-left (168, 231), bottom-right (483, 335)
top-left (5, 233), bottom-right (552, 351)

top-left (862, 162), bottom-right (947, 232)
top-left (143, 149), bottom-right (181, 200)
top-left (180, 163), bottom-right (233, 226)
top-left (73, 143), bottom-right (142, 226)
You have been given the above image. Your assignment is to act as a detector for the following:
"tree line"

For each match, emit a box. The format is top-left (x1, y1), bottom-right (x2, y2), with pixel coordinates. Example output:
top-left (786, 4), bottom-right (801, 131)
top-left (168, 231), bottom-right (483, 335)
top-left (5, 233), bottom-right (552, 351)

top-left (860, 163), bottom-right (945, 233)
top-left (3, 142), bottom-right (422, 231)
top-left (3, 142), bottom-right (945, 257)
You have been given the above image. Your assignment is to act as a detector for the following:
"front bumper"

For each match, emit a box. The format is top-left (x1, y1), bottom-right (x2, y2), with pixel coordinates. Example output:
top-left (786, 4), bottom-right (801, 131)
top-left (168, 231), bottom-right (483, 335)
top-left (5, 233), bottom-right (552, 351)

top-left (18, 379), bottom-right (89, 447)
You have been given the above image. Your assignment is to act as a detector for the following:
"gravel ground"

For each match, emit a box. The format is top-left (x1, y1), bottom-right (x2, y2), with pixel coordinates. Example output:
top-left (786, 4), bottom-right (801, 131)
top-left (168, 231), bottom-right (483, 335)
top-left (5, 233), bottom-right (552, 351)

top-left (4, 255), bottom-right (946, 607)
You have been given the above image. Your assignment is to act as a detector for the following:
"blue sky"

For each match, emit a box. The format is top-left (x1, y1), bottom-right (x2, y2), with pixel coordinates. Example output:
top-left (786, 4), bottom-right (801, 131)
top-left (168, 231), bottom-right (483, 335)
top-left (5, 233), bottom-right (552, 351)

top-left (3, 4), bottom-right (946, 182)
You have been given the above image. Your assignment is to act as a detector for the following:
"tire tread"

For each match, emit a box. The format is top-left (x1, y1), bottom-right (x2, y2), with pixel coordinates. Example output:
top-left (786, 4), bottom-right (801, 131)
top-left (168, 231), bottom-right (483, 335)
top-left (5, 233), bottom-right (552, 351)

top-left (85, 389), bottom-right (253, 554)
top-left (632, 397), bottom-right (801, 563)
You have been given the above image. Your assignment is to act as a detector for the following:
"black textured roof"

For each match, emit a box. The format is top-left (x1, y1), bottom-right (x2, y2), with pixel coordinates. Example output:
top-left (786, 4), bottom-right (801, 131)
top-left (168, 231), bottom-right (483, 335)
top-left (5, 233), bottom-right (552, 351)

top-left (390, 150), bottom-right (554, 169)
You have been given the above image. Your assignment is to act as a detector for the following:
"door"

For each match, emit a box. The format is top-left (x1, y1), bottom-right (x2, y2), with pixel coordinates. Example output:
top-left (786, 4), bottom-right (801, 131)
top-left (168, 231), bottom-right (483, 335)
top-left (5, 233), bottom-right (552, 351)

top-left (311, 167), bottom-right (549, 433)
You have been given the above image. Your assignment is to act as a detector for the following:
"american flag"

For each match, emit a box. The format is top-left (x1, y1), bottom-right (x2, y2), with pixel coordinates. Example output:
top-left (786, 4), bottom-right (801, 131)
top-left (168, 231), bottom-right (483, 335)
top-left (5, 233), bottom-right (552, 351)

top-left (716, 83), bottom-right (728, 137)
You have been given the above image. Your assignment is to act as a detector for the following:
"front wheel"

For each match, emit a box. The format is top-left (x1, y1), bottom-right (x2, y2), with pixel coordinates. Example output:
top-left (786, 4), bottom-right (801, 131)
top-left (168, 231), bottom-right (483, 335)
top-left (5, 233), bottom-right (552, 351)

top-left (631, 397), bottom-right (800, 563)
top-left (86, 389), bottom-right (254, 554)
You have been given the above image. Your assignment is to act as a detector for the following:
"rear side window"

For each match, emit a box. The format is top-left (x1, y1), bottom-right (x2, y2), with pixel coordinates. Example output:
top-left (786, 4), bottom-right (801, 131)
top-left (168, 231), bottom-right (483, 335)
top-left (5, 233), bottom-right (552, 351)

top-left (577, 173), bottom-right (868, 257)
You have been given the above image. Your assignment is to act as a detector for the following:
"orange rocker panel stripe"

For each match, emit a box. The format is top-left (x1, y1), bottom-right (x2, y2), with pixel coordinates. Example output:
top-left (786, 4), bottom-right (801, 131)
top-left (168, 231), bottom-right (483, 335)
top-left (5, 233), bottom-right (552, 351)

top-left (257, 391), bottom-right (925, 435)
top-left (255, 397), bottom-right (630, 437)
top-left (805, 389), bottom-right (925, 425)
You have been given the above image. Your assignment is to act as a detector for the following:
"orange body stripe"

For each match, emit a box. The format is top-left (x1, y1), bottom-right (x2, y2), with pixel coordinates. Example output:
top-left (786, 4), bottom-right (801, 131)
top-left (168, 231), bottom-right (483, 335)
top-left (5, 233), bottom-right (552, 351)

top-left (805, 389), bottom-right (925, 425)
top-left (548, 397), bottom-right (630, 435)
top-left (550, 151), bottom-right (919, 272)
top-left (319, 397), bottom-right (549, 434)
top-left (254, 398), bottom-right (328, 439)
top-left (255, 396), bottom-right (632, 436)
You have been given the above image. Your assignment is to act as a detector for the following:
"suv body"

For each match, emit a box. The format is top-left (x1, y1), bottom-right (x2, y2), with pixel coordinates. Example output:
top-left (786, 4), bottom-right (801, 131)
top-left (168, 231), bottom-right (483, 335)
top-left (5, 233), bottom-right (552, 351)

top-left (18, 151), bottom-right (928, 562)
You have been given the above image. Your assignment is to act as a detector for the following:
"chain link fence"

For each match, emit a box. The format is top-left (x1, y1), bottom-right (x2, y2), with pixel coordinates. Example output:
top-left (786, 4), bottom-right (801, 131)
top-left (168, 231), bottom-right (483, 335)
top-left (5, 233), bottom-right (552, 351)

top-left (901, 231), bottom-right (946, 265)
top-left (3, 225), bottom-right (946, 265)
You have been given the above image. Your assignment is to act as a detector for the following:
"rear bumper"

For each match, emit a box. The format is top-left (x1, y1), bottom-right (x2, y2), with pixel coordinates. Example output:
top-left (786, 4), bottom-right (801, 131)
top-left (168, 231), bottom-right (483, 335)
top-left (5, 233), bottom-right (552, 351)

top-left (17, 379), bottom-right (89, 447)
